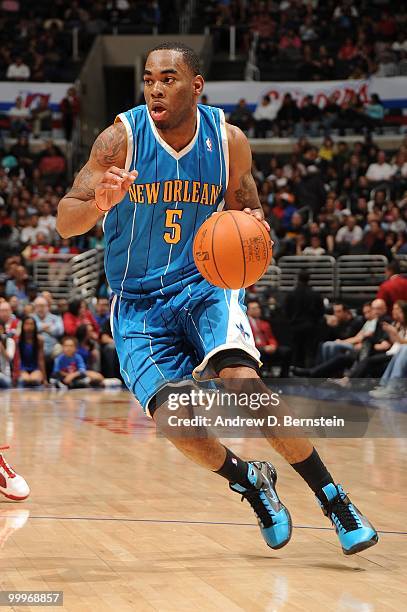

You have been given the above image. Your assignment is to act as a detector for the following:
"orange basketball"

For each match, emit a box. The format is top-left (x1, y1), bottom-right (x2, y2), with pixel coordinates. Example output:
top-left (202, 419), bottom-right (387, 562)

top-left (193, 210), bottom-right (272, 289)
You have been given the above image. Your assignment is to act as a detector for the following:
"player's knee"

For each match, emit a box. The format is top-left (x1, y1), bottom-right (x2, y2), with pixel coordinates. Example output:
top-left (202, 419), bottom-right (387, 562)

top-left (219, 365), bottom-right (259, 379)
top-left (210, 349), bottom-right (260, 378)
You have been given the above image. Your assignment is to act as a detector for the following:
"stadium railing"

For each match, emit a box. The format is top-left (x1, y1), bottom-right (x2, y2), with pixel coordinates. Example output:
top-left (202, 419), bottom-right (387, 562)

top-left (32, 248), bottom-right (103, 301)
top-left (278, 255), bottom-right (336, 299)
top-left (335, 255), bottom-right (387, 302)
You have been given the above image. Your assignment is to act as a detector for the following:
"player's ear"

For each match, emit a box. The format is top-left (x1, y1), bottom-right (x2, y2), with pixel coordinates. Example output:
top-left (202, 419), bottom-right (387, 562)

top-left (193, 75), bottom-right (204, 98)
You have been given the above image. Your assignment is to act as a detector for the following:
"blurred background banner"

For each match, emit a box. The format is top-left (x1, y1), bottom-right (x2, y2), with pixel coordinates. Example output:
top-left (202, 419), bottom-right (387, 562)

top-left (203, 76), bottom-right (407, 112)
top-left (0, 82), bottom-right (73, 113)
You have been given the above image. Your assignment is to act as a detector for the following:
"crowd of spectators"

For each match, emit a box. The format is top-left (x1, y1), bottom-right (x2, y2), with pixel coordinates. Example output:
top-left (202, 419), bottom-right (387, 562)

top-left (244, 136), bottom-right (407, 260)
top-left (5, 88), bottom-right (80, 142)
top-left (0, 292), bottom-right (121, 389)
top-left (202, 0), bottom-right (407, 79)
top-left (227, 92), bottom-right (395, 139)
top-left (1, 105), bottom-right (407, 392)
top-left (247, 264), bottom-right (407, 397)
top-left (0, 131), bottom-right (103, 271)
top-left (1, 124), bottom-right (407, 394)
top-left (0, 1), bottom-right (168, 82)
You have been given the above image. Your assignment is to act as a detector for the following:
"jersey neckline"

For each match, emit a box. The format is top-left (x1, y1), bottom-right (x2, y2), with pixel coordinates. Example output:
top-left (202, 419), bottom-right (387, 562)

top-left (146, 107), bottom-right (201, 160)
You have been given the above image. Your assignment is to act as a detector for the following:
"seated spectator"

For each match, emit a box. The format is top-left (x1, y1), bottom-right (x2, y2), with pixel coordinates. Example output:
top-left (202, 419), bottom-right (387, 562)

top-left (392, 32), bottom-right (407, 54)
top-left (321, 93), bottom-right (341, 134)
top-left (63, 299), bottom-right (99, 337)
top-left (94, 297), bottom-right (110, 328)
top-left (339, 299), bottom-right (407, 383)
top-left (60, 87), bottom-right (80, 141)
top-left (7, 296), bottom-right (22, 320)
top-left (21, 214), bottom-right (49, 245)
top-left (16, 316), bottom-right (47, 387)
top-left (279, 29), bottom-right (302, 57)
top-left (362, 220), bottom-right (387, 255)
top-left (302, 235), bottom-right (326, 256)
top-left (31, 95), bottom-right (52, 138)
top-left (5, 266), bottom-right (29, 302)
top-left (38, 202), bottom-right (57, 238)
top-left (51, 336), bottom-right (89, 389)
top-left (370, 303), bottom-right (407, 397)
top-left (32, 295), bottom-right (63, 376)
top-left (0, 225), bottom-right (21, 259)
top-left (57, 298), bottom-right (69, 317)
top-left (318, 137), bottom-right (335, 163)
top-left (375, 54), bottom-right (399, 77)
top-left (8, 96), bottom-right (30, 136)
top-left (100, 317), bottom-right (122, 380)
top-left (276, 94), bottom-right (300, 136)
top-left (366, 151), bottom-right (394, 184)
top-left (247, 300), bottom-right (291, 377)
top-left (338, 38), bottom-right (358, 61)
top-left (52, 336), bottom-right (108, 389)
top-left (299, 16), bottom-right (318, 42)
top-left (393, 231), bottom-right (407, 256)
top-left (0, 300), bottom-right (20, 338)
top-left (335, 215), bottom-right (363, 253)
top-left (376, 260), bottom-right (407, 313)
top-left (76, 323), bottom-right (101, 373)
top-left (294, 299), bottom-right (388, 379)
top-left (318, 302), bottom-right (367, 363)
top-left (0, 322), bottom-right (15, 389)
top-left (364, 94), bottom-right (385, 131)
top-left (22, 232), bottom-right (53, 260)
top-left (37, 141), bottom-right (66, 186)
top-left (387, 206), bottom-right (406, 234)
top-left (253, 96), bottom-right (280, 138)
top-left (9, 135), bottom-right (33, 173)
top-left (295, 95), bottom-right (320, 138)
top-left (6, 57), bottom-right (30, 81)
top-left (228, 98), bottom-right (254, 135)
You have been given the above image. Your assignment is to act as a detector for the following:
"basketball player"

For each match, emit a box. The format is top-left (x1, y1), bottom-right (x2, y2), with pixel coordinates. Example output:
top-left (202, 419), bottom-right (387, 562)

top-left (0, 448), bottom-right (30, 500)
top-left (57, 43), bottom-right (377, 555)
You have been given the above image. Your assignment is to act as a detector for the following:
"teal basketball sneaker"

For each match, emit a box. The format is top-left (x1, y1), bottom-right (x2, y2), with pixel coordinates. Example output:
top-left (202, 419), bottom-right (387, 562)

top-left (317, 483), bottom-right (378, 555)
top-left (230, 461), bottom-right (292, 550)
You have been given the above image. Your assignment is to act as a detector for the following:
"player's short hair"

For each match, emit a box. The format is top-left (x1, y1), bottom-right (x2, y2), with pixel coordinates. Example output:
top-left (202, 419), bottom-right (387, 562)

top-left (148, 42), bottom-right (201, 76)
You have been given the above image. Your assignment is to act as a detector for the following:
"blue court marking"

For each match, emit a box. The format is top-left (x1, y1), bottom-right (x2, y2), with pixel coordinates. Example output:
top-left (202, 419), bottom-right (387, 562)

top-left (9, 514), bottom-right (406, 535)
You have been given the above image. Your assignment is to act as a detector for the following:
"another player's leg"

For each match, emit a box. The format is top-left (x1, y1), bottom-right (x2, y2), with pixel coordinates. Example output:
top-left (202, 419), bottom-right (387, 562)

top-left (151, 406), bottom-right (292, 550)
top-left (0, 447), bottom-right (30, 501)
top-left (218, 365), bottom-right (378, 555)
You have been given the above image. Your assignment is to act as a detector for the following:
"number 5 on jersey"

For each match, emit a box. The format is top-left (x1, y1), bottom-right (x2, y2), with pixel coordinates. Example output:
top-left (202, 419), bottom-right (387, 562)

top-left (164, 209), bottom-right (183, 244)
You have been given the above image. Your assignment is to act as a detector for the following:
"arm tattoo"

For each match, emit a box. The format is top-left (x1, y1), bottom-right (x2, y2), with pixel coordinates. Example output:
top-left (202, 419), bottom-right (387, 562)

top-left (65, 165), bottom-right (95, 201)
top-left (92, 123), bottom-right (126, 166)
top-left (64, 123), bottom-right (126, 202)
top-left (234, 171), bottom-right (260, 209)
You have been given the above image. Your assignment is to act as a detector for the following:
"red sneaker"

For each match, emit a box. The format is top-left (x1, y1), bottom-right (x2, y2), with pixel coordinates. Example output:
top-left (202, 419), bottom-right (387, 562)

top-left (0, 451), bottom-right (30, 501)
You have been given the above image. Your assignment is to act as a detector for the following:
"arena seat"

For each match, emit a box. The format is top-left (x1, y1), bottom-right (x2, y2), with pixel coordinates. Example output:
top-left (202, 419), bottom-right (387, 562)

top-left (253, 264), bottom-right (281, 294)
top-left (336, 255), bottom-right (388, 301)
top-left (278, 256), bottom-right (336, 299)
top-left (395, 254), bottom-right (407, 273)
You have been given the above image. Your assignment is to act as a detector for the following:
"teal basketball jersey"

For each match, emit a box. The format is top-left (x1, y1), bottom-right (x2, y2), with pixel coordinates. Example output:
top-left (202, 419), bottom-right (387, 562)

top-left (103, 104), bottom-right (229, 298)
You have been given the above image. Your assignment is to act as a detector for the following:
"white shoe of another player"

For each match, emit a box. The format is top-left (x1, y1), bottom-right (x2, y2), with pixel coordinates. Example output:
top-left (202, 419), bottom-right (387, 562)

top-left (0, 452), bottom-right (30, 501)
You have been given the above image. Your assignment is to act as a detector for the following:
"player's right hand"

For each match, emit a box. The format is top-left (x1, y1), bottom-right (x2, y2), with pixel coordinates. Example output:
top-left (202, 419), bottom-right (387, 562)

top-left (95, 167), bottom-right (138, 211)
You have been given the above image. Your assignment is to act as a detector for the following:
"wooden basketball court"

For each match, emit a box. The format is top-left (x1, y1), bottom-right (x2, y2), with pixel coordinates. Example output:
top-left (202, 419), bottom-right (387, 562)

top-left (0, 389), bottom-right (406, 611)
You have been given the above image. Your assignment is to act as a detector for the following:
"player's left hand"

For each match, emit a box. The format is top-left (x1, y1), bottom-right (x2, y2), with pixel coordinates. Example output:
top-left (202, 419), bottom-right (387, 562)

top-left (242, 208), bottom-right (271, 232)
